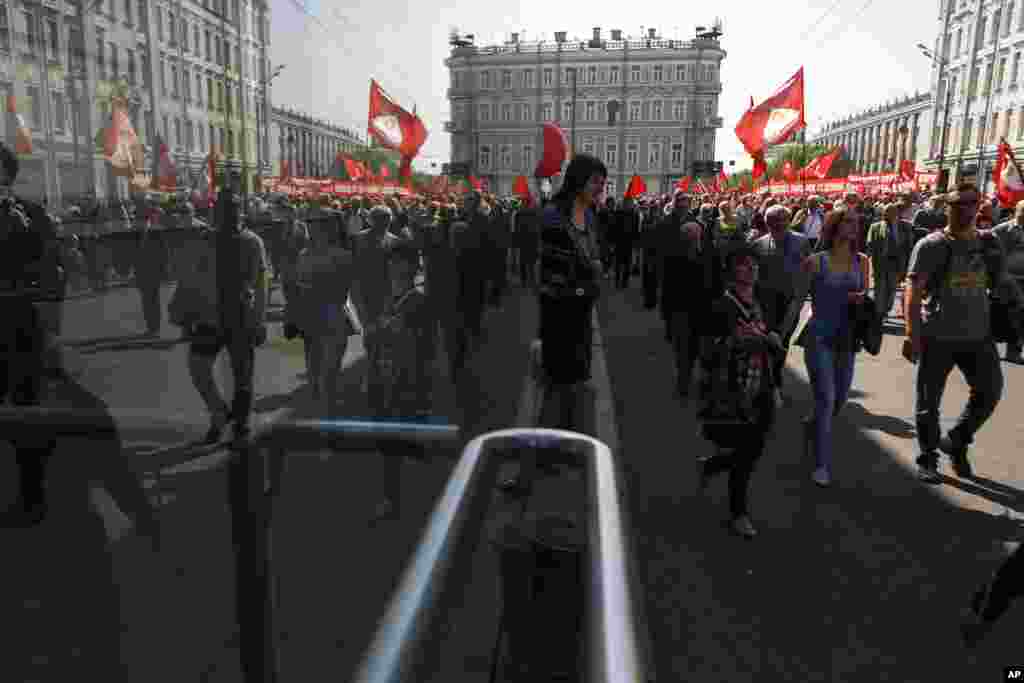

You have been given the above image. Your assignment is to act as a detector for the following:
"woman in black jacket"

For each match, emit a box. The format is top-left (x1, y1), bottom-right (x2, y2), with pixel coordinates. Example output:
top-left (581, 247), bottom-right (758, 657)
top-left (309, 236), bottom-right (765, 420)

top-left (537, 154), bottom-right (607, 429)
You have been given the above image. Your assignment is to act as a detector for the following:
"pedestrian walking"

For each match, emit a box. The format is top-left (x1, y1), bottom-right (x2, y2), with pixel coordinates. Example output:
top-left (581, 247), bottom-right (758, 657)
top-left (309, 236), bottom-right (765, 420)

top-left (795, 207), bottom-right (872, 487)
top-left (696, 243), bottom-right (785, 538)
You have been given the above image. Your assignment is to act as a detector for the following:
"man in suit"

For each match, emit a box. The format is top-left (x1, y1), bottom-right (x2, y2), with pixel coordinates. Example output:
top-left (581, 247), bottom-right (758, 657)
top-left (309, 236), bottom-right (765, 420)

top-left (612, 197), bottom-right (639, 289)
top-left (866, 203), bottom-right (915, 321)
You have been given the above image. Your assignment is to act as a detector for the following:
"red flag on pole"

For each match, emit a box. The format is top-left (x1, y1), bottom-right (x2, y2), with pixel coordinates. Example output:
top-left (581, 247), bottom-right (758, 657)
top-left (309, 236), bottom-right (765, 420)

top-left (104, 97), bottom-right (141, 178)
top-left (535, 123), bottom-right (569, 178)
top-left (735, 67), bottom-right (806, 160)
top-left (676, 176), bottom-right (691, 192)
top-left (6, 95), bottom-right (32, 155)
top-left (994, 139), bottom-right (1024, 208)
top-left (801, 148), bottom-right (841, 180)
top-left (624, 175), bottom-right (647, 199)
top-left (512, 174), bottom-right (532, 205)
top-left (368, 80), bottom-right (428, 159)
top-left (468, 175), bottom-right (483, 191)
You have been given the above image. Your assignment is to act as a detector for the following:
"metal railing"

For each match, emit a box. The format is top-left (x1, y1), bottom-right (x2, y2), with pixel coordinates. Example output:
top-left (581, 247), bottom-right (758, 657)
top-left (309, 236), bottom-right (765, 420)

top-left (0, 406), bottom-right (648, 682)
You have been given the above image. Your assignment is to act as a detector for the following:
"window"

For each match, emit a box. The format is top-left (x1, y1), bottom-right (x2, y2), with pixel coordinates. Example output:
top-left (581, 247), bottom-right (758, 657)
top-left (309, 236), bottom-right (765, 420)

top-left (676, 64), bottom-right (685, 81)
top-left (51, 91), bottom-right (64, 133)
top-left (168, 9), bottom-right (176, 44)
top-left (588, 66), bottom-right (597, 84)
top-left (688, 63), bottom-right (697, 81)
top-left (68, 26), bottom-right (83, 71)
top-left (704, 100), bottom-right (714, 116)
top-left (502, 103), bottom-right (511, 121)
top-left (998, 58), bottom-right (1007, 90)
top-left (479, 145), bottom-right (491, 169)
top-left (23, 86), bottom-right (37, 128)
top-left (184, 67), bottom-right (191, 101)
top-left (96, 34), bottom-right (106, 78)
top-left (45, 17), bottom-right (58, 61)
top-left (195, 26), bottom-right (200, 53)
top-left (171, 65), bottom-right (178, 96)
top-left (156, 7), bottom-right (163, 41)
top-left (523, 144), bottom-right (533, 170)
top-left (671, 143), bottom-right (682, 167)
top-left (626, 143), bottom-right (638, 167)
top-left (110, 43), bottom-right (118, 79)
top-left (138, 0), bottom-right (148, 25)
top-left (174, 117), bottom-right (181, 146)
top-left (182, 19), bottom-right (188, 51)
top-left (207, 78), bottom-right (214, 108)
top-left (673, 100), bottom-right (684, 120)
top-left (629, 101), bottom-right (640, 121)
top-left (502, 69), bottom-right (512, 89)
top-left (522, 103), bottom-right (531, 122)
top-left (606, 179), bottom-right (616, 197)
top-left (500, 145), bottom-right (512, 168)
top-left (583, 141), bottom-right (594, 156)
top-left (610, 66), bottom-right (619, 83)
top-left (215, 37), bottom-right (222, 65)
top-left (542, 102), bottom-right (552, 121)
top-left (606, 142), bottom-right (617, 166)
top-left (196, 73), bottom-right (203, 105)
top-left (127, 49), bottom-right (135, 85)
top-left (480, 70), bottom-right (491, 89)
top-left (186, 120), bottom-right (194, 149)
top-left (992, 9), bottom-right (1001, 43)
top-left (543, 68), bottom-right (552, 87)
top-left (648, 142), bottom-right (661, 168)
top-left (523, 69), bottom-right (533, 88)
top-left (955, 28), bottom-right (963, 54)
top-left (631, 65), bottom-right (641, 82)
top-left (585, 101), bottom-right (595, 121)
top-left (653, 65), bottom-right (663, 82)
top-left (0, 2), bottom-right (10, 52)
top-left (141, 53), bottom-right (150, 88)
top-left (563, 101), bottom-right (573, 121)
top-left (706, 66), bottom-right (717, 83)
top-left (652, 101), bottom-right (662, 121)
top-left (478, 103), bottom-right (490, 121)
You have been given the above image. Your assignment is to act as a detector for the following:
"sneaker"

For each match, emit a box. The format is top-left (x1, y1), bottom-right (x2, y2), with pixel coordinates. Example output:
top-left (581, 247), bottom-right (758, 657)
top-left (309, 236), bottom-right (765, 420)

top-left (730, 515), bottom-right (757, 538)
top-left (939, 435), bottom-right (974, 478)
top-left (917, 453), bottom-right (942, 483)
top-left (812, 467), bottom-right (831, 487)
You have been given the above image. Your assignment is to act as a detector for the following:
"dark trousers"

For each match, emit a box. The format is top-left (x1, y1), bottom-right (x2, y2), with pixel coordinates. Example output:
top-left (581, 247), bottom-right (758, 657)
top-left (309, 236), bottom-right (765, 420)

top-left (701, 429), bottom-right (767, 518)
top-left (915, 338), bottom-right (1003, 460)
top-left (1, 298), bottom-right (52, 509)
top-left (137, 284), bottom-right (162, 333)
top-left (188, 325), bottom-right (257, 427)
top-left (641, 249), bottom-right (659, 309)
top-left (669, 310), bottom-right (702, 394)
top-left (491, 248), bottom-right (508, 305)
top-left (519, 253), bottom-right (537, 287)
top-left (759, 288), bottom-right (793, 390)
top-left (614, 245), bottom-right (632, 289)
top-left (973, 542), bottom-right (1024, 623)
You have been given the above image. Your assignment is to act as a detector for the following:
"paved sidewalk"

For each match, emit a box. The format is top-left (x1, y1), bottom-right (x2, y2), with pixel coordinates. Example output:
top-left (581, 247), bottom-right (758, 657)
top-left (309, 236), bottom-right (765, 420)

top-left (598, 284), bottom-right (1024, 683)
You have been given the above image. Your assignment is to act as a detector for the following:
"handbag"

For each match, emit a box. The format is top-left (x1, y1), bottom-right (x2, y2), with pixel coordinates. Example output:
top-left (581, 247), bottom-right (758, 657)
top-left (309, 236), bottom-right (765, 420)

top-left (853, 294), bottom-right (883, 355)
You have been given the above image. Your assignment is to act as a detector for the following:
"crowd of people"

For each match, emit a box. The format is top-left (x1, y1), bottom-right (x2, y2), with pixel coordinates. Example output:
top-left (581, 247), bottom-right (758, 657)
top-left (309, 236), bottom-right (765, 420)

top-left (2, 138), bottom-right (1022, 656)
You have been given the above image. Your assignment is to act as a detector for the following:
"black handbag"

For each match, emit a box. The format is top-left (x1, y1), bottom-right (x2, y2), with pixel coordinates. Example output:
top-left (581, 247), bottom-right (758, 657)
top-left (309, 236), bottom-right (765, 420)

top-left (852, 294), bottom-right (883, 356)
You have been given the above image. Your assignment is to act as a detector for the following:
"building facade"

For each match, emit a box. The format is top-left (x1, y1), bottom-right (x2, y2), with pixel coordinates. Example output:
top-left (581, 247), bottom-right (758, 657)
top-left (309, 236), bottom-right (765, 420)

top-left (0, 0), bottom-right (274, 205)
top-left (923, 0), bottom-right (1024, 189)
top-left (444, 27), bottom-right (726, 198)
top-left (808, 92), bottom-right (932, 174)
top-left (269, 106), bottom-right (364, 179)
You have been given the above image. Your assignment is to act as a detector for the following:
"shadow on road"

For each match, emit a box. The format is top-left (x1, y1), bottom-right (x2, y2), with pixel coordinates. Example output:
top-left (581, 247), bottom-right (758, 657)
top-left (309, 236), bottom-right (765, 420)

top-left (840, 400), bottom-right (917, 439)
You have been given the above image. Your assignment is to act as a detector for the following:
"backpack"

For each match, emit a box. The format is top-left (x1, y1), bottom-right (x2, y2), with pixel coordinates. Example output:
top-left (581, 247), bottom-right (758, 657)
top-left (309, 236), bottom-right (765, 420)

top-left (697, 292), bottom-right (775, 430)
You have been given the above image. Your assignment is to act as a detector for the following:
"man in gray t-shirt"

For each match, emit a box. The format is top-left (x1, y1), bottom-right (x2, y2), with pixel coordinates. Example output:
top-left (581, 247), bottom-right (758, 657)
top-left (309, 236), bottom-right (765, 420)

top-left (904, 183), bottom-right (1023, 482)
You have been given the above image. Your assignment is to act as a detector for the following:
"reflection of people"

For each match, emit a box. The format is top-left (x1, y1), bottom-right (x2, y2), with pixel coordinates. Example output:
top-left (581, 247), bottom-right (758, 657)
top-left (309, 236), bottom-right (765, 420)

top-left (3, 376), bottom-right (160, 678)
top-left (0, 142), bottom-right (61, 527)
top-left (366, 242), bottom-right (436, 521)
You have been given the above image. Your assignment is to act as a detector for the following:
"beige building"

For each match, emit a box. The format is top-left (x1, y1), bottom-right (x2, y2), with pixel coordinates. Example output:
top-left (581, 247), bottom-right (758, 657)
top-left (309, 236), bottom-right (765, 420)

top-left (0, 0), bottom-right (274, 205)
top-left (444, 27), bottom-right (727, 197)
top-left (922, 0), bottom-right (1024, 189)
top-left (269, 106), bottom-right (364, 178)
top-left (808, 92), bottom-right (932, 174)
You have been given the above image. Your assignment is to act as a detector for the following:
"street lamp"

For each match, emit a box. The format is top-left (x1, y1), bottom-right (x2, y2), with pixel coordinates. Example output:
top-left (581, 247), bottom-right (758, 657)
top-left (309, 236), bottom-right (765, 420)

top-left (257, 64), bottom-right (285, 181)
top-left (919, 43), bottom-right (952, 192)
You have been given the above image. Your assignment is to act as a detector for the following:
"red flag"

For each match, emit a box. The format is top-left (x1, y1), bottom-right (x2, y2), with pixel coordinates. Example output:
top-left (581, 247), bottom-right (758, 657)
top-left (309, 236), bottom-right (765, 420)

top-left (676, 176), bottom-right (691, 192)
top-left (782, 160), bottom-right (796, 182)
top-left (994, 140), bottom-right (1024, 208)
top-left (800, 148), bottom-right (841, 180)
top-left (624, 175), bottom-right (647, 199)
top-left (368, 80), bottom-right (428, 173)
top-left (735, 67), bottom-right (806, 158)
top-left (380, 163), bottom-right (390, 178)
top-left (512, 174), bottom-right (532, 204)
top-left (899, 159), bottom-right (915, 181)
top-left (536, 123), bottom-right (569, 178)
top-left (751, 152), bottom-right (767, 179)
top-left (104, 97), bottom-right (141, 178)
top-left (718, 168), bottom-right (729, 190)
top-left (153, 142), bottom-right (177, 191)
top-left (7, 95), bottom-right (32, 155)
top-left (467, 175), bottom-right (483, 191)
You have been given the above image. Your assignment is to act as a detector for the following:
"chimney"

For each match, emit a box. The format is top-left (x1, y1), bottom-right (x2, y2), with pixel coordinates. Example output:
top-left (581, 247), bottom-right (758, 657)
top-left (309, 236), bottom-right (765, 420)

top-left (511, 32), bottom-right (519, 43)
top-left (648, 28), bottom-right (656, 40)
top-left (611, 29), bottom-right (622, 41)
top-left (593, 27), bottom-right (601, 41)
top-left (554, 31), bottom-right (566, 43)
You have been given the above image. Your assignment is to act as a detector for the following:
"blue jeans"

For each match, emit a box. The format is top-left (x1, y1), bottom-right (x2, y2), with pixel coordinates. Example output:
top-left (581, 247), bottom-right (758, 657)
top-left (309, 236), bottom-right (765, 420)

top-left (803, 336), bottom-right (856, 474)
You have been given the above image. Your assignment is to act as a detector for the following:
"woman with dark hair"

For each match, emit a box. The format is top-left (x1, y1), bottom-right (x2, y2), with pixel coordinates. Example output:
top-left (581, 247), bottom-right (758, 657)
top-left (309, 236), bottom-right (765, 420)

top-left (537, 153), bottom-right (607, 429)
top-left (795, 207), bottom-right (871, 487)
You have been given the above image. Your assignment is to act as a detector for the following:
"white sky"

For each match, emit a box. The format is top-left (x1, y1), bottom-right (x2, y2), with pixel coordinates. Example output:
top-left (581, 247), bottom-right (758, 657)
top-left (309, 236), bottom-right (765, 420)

top-left (269, 0), bottom-right (939, 172)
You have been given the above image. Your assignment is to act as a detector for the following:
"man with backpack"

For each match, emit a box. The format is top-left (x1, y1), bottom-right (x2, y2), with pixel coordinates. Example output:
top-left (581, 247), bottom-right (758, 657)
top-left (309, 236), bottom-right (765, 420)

top-left (903, 182), bottom-right (1024, 482)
